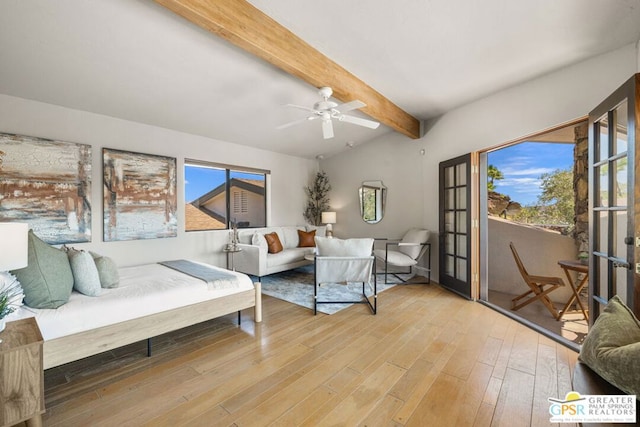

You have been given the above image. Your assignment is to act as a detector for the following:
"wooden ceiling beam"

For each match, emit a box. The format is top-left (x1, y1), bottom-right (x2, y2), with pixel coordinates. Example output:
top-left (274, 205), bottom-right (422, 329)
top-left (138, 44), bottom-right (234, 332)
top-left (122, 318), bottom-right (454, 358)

top-left (154, 0), bottom-right (421, 139)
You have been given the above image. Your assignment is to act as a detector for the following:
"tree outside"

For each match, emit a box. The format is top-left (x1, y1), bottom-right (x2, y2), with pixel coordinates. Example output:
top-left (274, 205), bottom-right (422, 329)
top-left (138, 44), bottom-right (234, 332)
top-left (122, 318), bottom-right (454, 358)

top-left (510, 168), bottom-right (574, 231)
top-left (487, 164), bottom-right (504, 192)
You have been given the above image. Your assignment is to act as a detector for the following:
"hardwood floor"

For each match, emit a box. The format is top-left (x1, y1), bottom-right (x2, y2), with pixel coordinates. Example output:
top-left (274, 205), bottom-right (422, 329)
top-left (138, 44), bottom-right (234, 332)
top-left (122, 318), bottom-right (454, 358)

top-left (40, 283), bottom-right (578, 426)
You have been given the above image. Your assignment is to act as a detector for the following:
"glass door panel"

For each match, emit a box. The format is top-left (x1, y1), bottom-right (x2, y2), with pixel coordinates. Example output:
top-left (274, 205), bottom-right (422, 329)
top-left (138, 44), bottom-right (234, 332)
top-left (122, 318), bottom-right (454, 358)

top-left (439, 153), bottom-right (472, 299)
top-left (588, 73), bottom-right (639, 322)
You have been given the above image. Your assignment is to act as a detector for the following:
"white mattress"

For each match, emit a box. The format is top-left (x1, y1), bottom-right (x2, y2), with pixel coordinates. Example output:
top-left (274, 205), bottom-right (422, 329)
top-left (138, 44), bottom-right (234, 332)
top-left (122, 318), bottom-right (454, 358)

top-left (9, 262), bottom-right (254, 341)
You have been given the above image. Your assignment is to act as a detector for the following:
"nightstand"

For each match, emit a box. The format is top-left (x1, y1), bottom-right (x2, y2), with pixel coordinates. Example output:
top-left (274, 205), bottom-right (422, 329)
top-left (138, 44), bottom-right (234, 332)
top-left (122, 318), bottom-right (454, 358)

top-left (0, 317), bottom-right (45, 427)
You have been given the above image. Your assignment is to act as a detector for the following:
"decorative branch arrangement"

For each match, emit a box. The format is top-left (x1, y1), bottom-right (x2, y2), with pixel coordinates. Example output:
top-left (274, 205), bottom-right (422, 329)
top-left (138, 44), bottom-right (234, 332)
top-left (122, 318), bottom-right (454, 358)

top-left (0, 273), bottom-right (24, 321)
top-left (303, 171), bottom-right (331, 226)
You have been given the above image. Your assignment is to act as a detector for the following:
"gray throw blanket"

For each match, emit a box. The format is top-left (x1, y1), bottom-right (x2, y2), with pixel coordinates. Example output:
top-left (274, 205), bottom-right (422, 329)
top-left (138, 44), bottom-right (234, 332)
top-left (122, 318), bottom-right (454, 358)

top-left (159, 260), bottom-right (239, 290)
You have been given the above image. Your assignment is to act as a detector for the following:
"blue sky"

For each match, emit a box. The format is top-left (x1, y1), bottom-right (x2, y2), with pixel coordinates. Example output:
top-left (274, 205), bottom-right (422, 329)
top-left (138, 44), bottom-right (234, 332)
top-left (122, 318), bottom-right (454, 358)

top-left (184, 166), bottom-right (264, 203)
top-left (488, 142), bottom-right (574, 205)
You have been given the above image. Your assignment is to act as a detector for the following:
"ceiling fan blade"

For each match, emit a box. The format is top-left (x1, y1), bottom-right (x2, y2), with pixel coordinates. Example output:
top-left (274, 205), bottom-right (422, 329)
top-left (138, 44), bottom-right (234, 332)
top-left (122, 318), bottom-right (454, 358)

top-left (277, 115), bottom-right (316, 130)
top-left (339, 114), bottom-right (380, 129)
top-left (284, 103), bottom-right (316, 113)
top-left (322, 120), bottom-right (334, 139)
top-left (336, 100), bottom-right (366, 112)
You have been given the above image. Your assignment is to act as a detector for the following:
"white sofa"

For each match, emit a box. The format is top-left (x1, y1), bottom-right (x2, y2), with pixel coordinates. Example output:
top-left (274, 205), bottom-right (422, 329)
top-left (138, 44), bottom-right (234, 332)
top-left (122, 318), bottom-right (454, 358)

top-left (233, 226), bottom-right (325, 279)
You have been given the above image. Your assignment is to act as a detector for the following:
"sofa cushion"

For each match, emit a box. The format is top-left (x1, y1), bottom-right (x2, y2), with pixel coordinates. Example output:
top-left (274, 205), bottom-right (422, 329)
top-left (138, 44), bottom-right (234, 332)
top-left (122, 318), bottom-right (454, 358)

top-left (266, 247), bottom-right (312, 268)
top-left (315, 237), bottom-right (373, 257)
top-left (238, 230), bottom-right (254, 245)
top-left (578, 295), bottom-right (640, 397)
top-left (252, 232), bottom-right (268, 252)
top-left (306, 225), bottom-right (326, 237)
top-left (398, 228), bottom-right (430, 259)
top-left (68, 249), bottom-right (102, 296)
top-left (11, 230), bottom-right (74, 309)
top-left (282, 227), bottom-right (303, 249)
top-left (298, 229), bottom-right (316, 247)
top-left (264, 232), bottom-right (284, 254)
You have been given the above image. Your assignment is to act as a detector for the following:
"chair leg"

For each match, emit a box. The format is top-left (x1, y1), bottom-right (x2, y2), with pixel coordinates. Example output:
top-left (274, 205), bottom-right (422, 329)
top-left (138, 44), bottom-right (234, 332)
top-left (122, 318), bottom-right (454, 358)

top-left (313, 261), bottom-right (317, 315)
top-left (384, 260), bottom-right (388, 284)
top-left (511, 284), bottom-right (560, 319)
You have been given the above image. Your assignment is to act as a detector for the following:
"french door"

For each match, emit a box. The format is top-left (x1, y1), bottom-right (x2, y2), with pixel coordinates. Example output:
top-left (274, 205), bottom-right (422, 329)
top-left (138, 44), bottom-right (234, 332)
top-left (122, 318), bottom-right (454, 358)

top-left (588, 73), bottom-right (640, 322)
top-left (439, 153), bottom-right (478, 299)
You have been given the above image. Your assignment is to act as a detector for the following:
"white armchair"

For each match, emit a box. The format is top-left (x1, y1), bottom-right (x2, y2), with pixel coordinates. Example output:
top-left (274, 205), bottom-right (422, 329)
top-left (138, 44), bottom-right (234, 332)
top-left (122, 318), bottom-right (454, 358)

top-left (313, 237), bottom-right (377, 315)
top-left (373, 228), bottom-right (431, 284)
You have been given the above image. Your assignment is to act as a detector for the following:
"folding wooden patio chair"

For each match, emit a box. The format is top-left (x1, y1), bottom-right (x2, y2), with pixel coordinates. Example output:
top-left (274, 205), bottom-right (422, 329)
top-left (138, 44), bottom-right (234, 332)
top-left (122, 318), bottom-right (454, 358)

top-left (509, 242), bottom-right (565, 320)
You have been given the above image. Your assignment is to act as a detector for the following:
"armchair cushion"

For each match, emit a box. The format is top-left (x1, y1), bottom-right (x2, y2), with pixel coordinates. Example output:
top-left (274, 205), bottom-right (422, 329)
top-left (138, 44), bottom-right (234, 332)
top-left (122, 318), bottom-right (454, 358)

top-left (373, 249), bottom-right (417, 267)
top-left (399, 229), bottom-right (430, 259)
top-left (315, 237), bottom-right (374, 257)
top-left (297, 229), bottom-right (316, 247)
top-left (264, 232), bottom-right (284, 254)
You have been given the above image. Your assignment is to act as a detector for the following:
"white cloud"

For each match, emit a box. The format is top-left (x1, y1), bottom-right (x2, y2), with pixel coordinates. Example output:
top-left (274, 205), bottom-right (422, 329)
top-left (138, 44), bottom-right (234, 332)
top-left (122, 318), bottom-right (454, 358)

top-left (501, 167), bottom-right (554, 177)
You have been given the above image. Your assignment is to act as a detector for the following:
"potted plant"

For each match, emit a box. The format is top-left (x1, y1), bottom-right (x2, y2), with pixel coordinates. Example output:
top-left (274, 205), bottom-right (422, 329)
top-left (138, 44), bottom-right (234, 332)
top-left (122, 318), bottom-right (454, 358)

top-left (303, 171), bottom-right (331, 225)
top-left (578, 251), bottom-right (589, 265)
top-left (0, 273), bottom-right (24, 333)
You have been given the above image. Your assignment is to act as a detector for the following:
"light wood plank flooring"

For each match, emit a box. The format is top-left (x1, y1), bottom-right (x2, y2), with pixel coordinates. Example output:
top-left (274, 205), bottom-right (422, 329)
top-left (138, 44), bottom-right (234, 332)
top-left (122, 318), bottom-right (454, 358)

top-left (39, 283), bottom-right (578, 426)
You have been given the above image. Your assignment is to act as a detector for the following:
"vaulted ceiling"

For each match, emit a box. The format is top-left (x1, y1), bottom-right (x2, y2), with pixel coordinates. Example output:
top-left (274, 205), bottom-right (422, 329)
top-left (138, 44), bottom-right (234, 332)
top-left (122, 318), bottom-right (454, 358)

top-left (1, 0), bottom-right (639, 159)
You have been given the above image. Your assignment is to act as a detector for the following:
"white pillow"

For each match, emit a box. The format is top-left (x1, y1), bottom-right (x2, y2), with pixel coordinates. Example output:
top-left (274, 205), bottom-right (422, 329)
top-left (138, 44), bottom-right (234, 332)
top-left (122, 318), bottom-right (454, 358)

top-left (315, 237), bottom-right (373, 257)
top-left (252, 232), bottom-right (268, 252)
top-left (282, 227), bottom-right (303, 249)
top-left (398, 229), bottom-right (429, 259)
top-left (306, 225), bottom-right (326, 237)
top-left (68, 250), bottom-right (102, 297)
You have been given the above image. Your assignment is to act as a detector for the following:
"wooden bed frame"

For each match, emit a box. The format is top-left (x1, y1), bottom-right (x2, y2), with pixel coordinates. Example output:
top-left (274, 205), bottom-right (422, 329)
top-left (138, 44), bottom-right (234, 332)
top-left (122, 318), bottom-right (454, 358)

top-left (43, 282), bottom-right (262, 369)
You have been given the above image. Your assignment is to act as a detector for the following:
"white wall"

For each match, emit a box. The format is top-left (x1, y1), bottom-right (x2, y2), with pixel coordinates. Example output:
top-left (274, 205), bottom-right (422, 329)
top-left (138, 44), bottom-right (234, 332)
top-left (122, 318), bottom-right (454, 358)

top-left (488, 218), bottom-right (576, 303)
top-left (321, 134), bottom-right (425, 240)
top-left (0, 94), bottom-right (317, 267)
top-left (322, 42), bottom-right (639, 282)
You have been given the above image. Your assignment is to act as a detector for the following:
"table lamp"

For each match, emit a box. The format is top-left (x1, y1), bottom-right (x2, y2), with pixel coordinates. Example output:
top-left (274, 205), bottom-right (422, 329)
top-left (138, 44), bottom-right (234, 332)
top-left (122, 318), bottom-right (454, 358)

top-left (321, 212), bottom-right (336, 238)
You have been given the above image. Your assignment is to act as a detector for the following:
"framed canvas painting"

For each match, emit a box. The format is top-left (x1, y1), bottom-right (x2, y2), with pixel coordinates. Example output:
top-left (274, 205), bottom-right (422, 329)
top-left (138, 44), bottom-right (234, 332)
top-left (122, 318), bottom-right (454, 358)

top-left (0, 132), bottom-right (92, 244)
top-left (103, 148), bottom-right (177, 241)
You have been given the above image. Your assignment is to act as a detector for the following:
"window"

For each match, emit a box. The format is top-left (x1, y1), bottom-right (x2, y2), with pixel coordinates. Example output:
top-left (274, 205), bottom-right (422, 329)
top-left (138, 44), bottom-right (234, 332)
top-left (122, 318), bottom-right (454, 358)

top-left (184, 160), bottom-right (267, 231)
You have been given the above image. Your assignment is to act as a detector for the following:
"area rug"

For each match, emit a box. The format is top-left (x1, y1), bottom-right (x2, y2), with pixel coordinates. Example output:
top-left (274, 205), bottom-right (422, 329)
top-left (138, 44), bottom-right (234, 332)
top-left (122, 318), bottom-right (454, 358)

top-left (256, 265), bottom-right (411, 314)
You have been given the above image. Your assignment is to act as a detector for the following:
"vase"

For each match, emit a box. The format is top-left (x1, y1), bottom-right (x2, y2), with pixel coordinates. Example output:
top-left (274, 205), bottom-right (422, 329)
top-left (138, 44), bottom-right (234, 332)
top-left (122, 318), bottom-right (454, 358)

top-left (0, 318), bottom-right (5, 333)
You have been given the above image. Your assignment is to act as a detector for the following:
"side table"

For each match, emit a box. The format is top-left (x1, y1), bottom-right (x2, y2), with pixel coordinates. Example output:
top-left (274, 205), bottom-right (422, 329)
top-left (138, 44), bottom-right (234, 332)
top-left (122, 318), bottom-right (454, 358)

top-left (0, 317), bottom-right (45, 427)
top-left (557, 259), bottom-right (589, 321)
top-left (223, 245), bottom-right (242, 271)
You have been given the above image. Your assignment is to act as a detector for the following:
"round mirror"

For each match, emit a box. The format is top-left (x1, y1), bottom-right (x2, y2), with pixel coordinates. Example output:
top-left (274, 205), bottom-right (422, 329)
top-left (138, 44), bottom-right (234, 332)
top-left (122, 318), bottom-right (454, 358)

top-left (359, 180), bottom-right (386, 224)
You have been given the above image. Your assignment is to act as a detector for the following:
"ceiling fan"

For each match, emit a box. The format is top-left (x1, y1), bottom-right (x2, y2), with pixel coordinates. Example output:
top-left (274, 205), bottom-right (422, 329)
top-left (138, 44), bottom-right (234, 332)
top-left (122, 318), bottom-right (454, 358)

top-left (277, 87), bottom-right (380, 139)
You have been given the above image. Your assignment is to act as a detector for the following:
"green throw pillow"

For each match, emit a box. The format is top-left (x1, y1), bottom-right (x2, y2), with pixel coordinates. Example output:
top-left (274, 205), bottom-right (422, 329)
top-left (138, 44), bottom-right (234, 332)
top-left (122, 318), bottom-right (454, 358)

top-left (68, 249), bottom-right (102, 296)
top-left (11, 230), bottom-right (73, 309)
top-left (578, 295), bottom-right (640, 397)
top-left (90, 252), bottom-right (120, 288)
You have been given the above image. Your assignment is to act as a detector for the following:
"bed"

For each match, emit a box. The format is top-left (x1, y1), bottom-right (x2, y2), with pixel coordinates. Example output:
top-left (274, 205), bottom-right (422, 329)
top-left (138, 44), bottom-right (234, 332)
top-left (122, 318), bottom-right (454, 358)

top-left (10, 262), bottom-right (262, 369)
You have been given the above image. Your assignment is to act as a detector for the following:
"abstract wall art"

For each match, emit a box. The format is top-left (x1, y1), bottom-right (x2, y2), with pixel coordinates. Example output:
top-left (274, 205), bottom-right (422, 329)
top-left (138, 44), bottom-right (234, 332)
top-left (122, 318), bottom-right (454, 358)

top-left (0, 132), bottom-right (92, 244)
top-left (103, 148), bottom-right (177, 241)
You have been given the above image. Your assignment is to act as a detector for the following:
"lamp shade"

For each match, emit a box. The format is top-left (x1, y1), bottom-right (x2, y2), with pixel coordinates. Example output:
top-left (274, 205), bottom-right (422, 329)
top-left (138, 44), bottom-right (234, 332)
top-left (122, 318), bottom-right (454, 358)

top-left (0, 223), bottom-right (29, 271)
top-left (321, 212), bottom-right (336, 224)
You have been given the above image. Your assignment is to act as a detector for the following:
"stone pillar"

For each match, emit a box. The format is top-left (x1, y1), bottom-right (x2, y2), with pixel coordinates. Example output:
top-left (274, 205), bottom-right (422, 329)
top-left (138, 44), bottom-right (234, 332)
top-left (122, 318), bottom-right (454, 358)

top-left (574, 122), bottom-right (589, 253)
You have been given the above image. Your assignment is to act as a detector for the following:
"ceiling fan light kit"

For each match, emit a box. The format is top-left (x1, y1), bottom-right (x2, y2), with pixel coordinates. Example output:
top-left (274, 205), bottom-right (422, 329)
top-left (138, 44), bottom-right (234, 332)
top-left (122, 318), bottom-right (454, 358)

top-left (278, 87), bottom-right (380, 139)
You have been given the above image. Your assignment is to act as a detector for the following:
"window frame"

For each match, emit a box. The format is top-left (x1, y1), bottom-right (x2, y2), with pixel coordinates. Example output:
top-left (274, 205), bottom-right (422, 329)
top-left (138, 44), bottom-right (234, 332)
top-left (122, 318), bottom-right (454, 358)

top-left (184, 159), bottom-right (269, 231)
